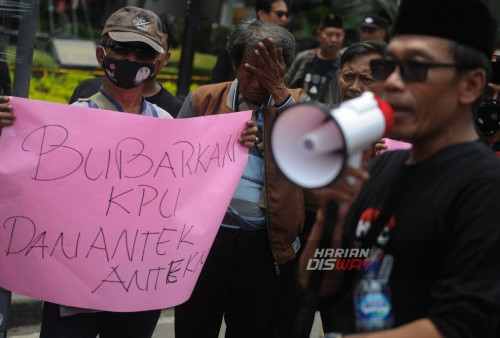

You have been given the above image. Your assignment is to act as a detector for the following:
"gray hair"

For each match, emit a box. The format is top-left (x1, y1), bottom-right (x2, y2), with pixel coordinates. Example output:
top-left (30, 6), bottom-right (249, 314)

top-left (227, 19), bottom-right (296, 68)
top-left (340, 41), bottom-right (387, 68)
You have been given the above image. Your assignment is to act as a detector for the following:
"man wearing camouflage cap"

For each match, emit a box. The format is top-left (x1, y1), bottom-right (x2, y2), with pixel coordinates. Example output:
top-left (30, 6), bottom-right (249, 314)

top-left (33, 6), bottom-right (257, 337)
top-left (38, 7), bottom-right (172, 337)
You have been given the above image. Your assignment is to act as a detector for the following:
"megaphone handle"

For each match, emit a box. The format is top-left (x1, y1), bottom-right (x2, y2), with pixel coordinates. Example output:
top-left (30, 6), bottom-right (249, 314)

top-left (346, 151), bottom-right (363, 185)
top-left (293, 200), bottom-right (339, 338)
top-left (321, 201), bottom-right (339, 248)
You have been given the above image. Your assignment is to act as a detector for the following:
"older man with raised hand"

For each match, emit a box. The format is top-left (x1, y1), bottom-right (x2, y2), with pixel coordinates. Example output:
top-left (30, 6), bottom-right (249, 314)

top-left (175, 19), bottom-right (309, 338)
top-left (300, 0), bottom-right (500, 337)
top-left (211, 0), bottom-right (290, 84)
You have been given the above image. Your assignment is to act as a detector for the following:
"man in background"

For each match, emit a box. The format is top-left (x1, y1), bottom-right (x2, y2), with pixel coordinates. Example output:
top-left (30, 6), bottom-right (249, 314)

top-left (358, 13), bottom-right (390, 42)
top-left (298, 40), bottom-right (387, 334)
top-left (255, 0), bottom-right (289, 27)
top-left (304, 39), bottom-right (387, 246)
top-left (339, 40), bottom-right (387, 101)
top-left (286, 12), bottom-right (345, 106)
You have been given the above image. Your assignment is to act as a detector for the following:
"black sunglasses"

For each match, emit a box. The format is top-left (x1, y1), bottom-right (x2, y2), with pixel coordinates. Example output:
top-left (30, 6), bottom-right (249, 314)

top-left (272, 10), bottom-right (289, 18)
top-left (103, 40), bottom-right (158, 61)
top-left (370, 58), bottom-right (463, 82)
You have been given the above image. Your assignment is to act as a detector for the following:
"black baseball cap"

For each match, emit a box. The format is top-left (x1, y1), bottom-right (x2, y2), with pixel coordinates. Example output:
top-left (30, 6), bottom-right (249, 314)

top-left (361, 14), bottom-right (389, 30)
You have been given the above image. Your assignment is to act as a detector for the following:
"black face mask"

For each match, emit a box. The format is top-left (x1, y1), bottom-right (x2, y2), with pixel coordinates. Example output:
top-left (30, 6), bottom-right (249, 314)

top-left (475, 99), bottom-right (500, 136)
top-left (102, 55), bottom-right (155, 89)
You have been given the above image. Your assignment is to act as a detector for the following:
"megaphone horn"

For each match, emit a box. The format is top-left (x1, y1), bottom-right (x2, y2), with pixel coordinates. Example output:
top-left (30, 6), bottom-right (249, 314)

top-left (271, 91), bottom-right (394, 189)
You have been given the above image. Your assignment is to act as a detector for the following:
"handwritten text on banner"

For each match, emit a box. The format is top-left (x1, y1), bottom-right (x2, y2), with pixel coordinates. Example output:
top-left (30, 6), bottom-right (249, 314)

top-left (0, 97), bottom-right (250, 312)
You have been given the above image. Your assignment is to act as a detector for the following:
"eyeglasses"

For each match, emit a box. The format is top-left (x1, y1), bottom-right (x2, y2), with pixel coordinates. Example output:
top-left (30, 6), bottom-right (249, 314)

top-left (370, 58), bottom-right (463, 82)
top-left (103, 40), bottom-right (158, 61)
top-left (271, 10), bottom-right (289, 18)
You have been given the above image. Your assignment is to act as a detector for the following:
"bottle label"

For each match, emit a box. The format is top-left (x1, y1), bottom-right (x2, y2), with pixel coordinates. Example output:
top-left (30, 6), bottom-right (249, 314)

top-left (357, 293), bottom-right (392, 319)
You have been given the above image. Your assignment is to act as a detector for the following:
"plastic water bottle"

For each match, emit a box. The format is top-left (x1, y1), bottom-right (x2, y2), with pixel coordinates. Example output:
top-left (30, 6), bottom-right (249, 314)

top-left (354, 250), bottom-right (394, 332)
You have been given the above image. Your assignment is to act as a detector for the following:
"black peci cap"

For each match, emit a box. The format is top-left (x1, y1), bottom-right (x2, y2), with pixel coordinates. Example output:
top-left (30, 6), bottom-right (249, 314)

top-left (318, 12), bottom-right (344, 30)
top-left (393, 0), bottom-right (497, 58)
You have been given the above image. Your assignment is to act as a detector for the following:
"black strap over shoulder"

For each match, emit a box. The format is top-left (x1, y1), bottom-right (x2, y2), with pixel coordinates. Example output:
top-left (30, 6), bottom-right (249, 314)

top-left (87, 92), bottom-right (118, 111)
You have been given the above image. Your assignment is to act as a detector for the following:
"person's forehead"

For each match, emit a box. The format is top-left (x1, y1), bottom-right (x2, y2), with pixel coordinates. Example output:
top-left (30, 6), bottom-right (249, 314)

top-left (361, 26), bottom-right (384, 32)
top-left (240, 48), bottom-right (259, 64)
top-left (343, 53), bottom-right (381, 71)
top-left (111, 40), bottom-right (152, 47)
top-left (387, 35), bottom-right (453, 61)
top-left (320, 26), bottom-right (343, 34)
top-left (271, 1), bottom-right (287, 11)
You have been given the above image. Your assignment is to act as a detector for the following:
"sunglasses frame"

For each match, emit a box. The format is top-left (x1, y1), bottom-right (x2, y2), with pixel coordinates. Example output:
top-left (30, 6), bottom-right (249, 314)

top-left (103, 40), bottom-right (158, 61)
top-left (271, 10), bottom-right (289, 18)
top-left (370, 58), bottom-right (462, 82)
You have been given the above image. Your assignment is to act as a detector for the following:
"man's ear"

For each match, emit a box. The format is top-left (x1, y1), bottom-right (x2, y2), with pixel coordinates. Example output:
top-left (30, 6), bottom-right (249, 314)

top-left (257, 9), bottom-right (266, 21)
top-left (381, 30), bottom-right (387, 40)
top-left (163, 52), bottom-right (171, 67)
top-left (458, 68), bottom-right (487, 105)
top-left (489, 83), bottom-right (500, 100)
top-left (231, 58), bottom-right (237, 73)
top-left (315, 29), bottom-right (321, 41)
top-left (151, 58), bottom-right (162, 78)
top-left (96, 47), bottom-right (105, 65)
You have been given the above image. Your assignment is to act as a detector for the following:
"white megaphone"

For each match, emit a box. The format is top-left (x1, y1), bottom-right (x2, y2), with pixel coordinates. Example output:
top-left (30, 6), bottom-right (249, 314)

top-left (271, 91), bottom-right (394, 188)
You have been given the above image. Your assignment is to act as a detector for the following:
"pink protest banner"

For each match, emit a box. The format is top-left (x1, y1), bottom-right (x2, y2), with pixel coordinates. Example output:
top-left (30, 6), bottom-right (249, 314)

top-left (0, 97), bottom-right (251, 312)
top-left (380, 138), bottom-right (412, 153)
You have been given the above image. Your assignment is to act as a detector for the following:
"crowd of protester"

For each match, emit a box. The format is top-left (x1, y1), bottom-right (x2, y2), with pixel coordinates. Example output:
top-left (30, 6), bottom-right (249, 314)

top-left (1, 0), bottom-right (500, 337)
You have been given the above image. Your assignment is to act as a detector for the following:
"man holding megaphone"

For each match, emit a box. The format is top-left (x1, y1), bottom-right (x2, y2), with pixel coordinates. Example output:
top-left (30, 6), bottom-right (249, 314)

top-left (275, 0), bottom-right (500, 337)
